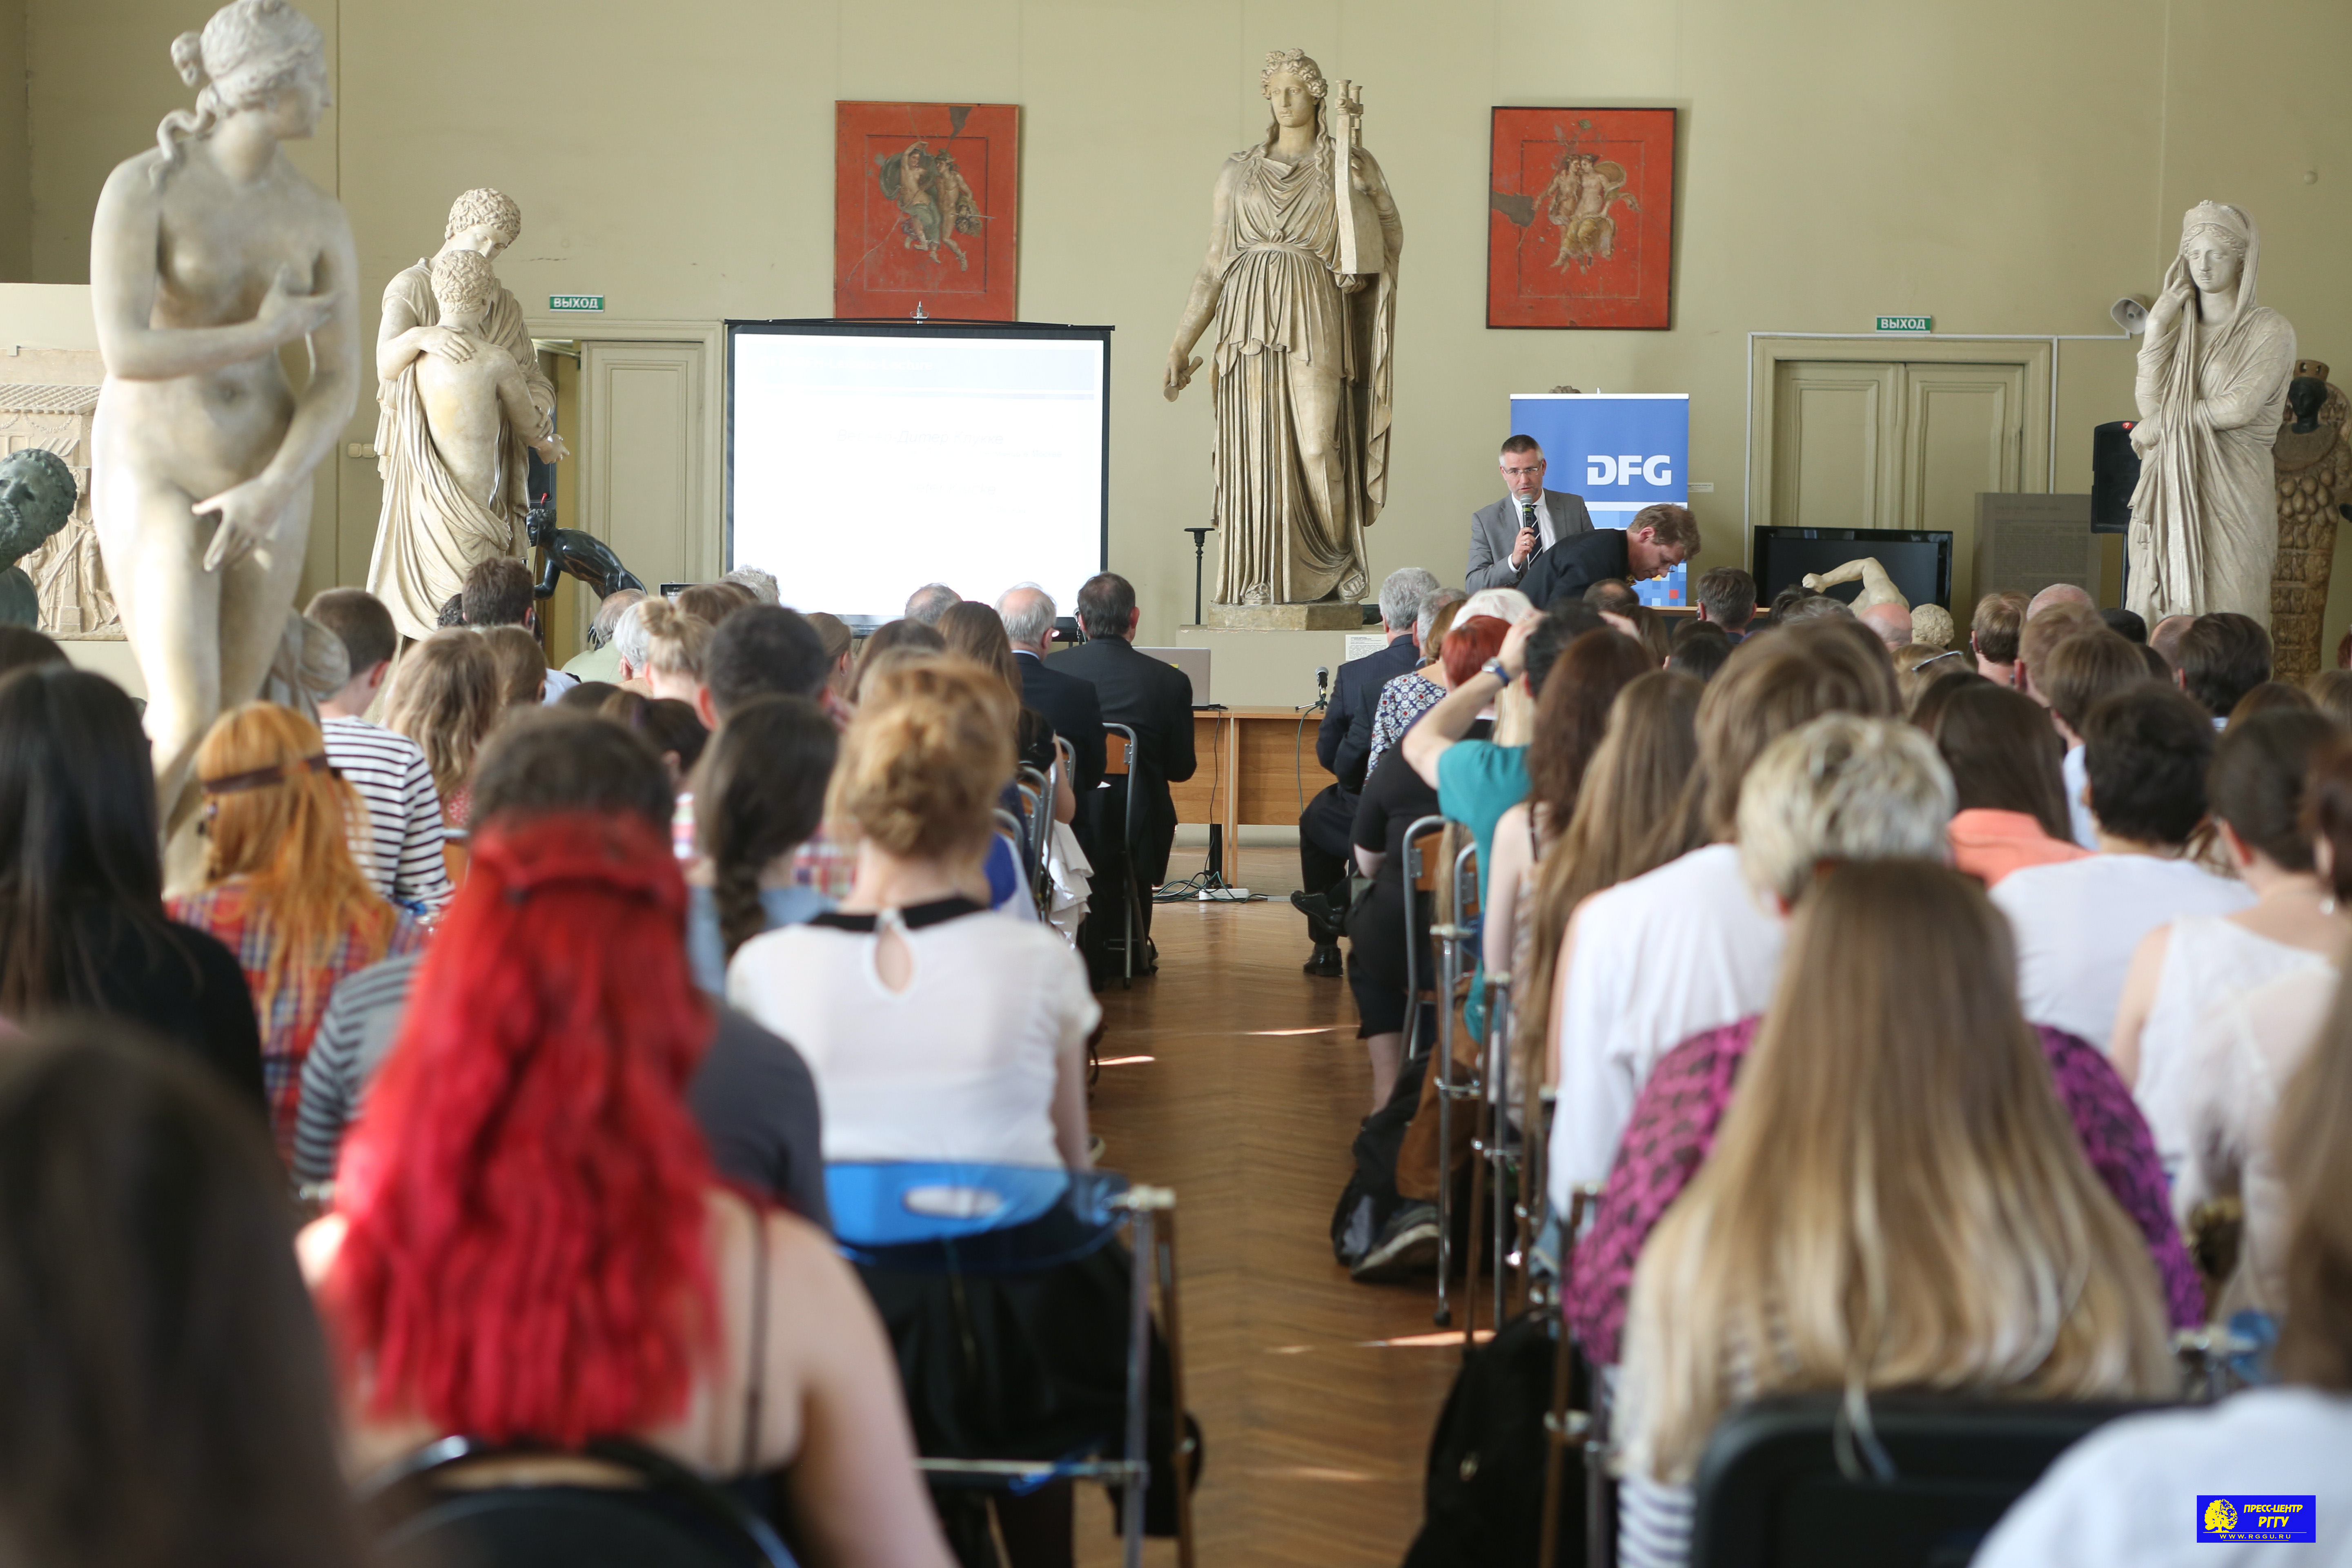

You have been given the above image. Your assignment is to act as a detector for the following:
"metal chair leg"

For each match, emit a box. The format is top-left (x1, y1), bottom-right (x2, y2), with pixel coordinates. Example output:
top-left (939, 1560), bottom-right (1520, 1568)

top-left (1431, 920), bottom-right (1463, 1328)
top-left (1155, 1202), bottom-right (1196, 1568)
top-left (1462, 1082), bottom-right (1489, 1354)
top-left (1537, 1313), bottom-right (1581, 1568)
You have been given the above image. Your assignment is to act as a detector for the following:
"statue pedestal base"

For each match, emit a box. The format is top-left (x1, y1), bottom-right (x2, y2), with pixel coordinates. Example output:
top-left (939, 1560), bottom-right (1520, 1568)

top-left (1203, 601), bottom-right (1370, 632)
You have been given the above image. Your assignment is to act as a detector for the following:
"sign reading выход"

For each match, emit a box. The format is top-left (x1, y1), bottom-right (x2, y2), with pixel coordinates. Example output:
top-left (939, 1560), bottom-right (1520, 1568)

top-left (549, 295), bottom-right (604, 312)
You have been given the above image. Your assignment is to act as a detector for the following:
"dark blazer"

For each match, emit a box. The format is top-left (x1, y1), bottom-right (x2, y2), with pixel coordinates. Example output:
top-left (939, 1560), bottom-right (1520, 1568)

top-left (1519, 527), bottom-right (1631, 610)
top-left (1052, 636), bottom-right (1198, 841)
top-left (1319, 633), bottom-right (1421, 795)
top-left (1015, 649), bottom-right (1105, 793)
top-left (1467, 488), bottom-right (1595, 592)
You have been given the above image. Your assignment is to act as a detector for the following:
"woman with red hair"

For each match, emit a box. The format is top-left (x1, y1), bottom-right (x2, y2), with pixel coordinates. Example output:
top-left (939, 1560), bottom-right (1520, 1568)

top-left (300, 808), bottom-right (951, 1567)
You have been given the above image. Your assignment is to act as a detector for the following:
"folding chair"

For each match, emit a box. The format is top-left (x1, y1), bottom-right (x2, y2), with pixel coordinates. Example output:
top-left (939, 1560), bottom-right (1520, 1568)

top-left (826, 1162), bottom-right (1196, 1568)
top-left (1423, 825), bottom-right (1481, 1328)
top-left (1538, 1180), bottom-right (1606, 1568)
top-left (364, 1435), bottom-right (797, 1568)
top-left (1100, 723), bottom-right (1145, 986)
top-left (1460, 968), bottom-right (1518, 1347)
top-left (1687, 1392), bottom-right (2172, 1568)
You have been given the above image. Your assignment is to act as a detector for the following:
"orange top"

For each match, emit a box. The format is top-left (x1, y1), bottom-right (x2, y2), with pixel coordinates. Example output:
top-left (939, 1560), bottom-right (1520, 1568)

top-left (1949, 808), bottom-right (2094, 887)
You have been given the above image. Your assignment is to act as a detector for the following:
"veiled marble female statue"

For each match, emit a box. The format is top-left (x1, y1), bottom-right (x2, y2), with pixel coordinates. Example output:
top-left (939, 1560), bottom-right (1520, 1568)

top-left (1166, 49), bottom-right (1401, 611)
top-left (368, 188), bottom-right (557, 640)
top-left (2125, 201), bottom-right (2296, 626)
top-left (89, 0), bottom-right (355, 835)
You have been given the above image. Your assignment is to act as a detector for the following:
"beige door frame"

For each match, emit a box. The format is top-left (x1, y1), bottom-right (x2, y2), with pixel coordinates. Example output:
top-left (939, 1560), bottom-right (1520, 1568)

top-left (1744, 334), bottom-right (2057, 537)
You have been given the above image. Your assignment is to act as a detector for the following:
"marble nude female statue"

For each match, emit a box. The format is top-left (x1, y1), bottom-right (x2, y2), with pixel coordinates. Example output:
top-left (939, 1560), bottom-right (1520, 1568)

top-left (1165, 49), bottom-right (1401, 610)
top-left (89, 0), bottom-right (355, 837)
top-left (368, 188), bottom-right (557, 640)
top-left (2125, 201), bottom-right (2296, 626)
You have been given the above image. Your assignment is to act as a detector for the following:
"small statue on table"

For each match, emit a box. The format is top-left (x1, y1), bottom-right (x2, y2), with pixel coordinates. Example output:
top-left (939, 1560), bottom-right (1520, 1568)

top-left (0, 449), bottom-right (77, 628)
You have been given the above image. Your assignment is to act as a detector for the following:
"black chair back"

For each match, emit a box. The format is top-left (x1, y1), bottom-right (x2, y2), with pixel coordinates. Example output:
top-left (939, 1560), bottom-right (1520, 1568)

top-left (1688, 1392), bottom-right (2169, 1568)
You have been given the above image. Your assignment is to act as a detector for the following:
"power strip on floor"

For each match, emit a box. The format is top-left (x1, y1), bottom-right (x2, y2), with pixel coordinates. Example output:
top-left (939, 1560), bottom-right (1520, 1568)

top-left (1197, 886), bottom-right (1256, 902)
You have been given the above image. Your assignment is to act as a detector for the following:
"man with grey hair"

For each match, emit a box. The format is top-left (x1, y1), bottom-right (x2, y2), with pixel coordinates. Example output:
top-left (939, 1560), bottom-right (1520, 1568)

top-left (610, 598), bottom-right (654, 690)
top-left (2027, 581), bottom-right (2095, 620)
top-left (561, 587), bottom-right (644, 683)
top-left (722, 566), bottom-right (780, 606)
top-left (904, 583), bottom-right (962, 625)
top-left (997, 582), bottom-right (1104, 797)
top-left (1292, 566), bottom-right (1441, 976)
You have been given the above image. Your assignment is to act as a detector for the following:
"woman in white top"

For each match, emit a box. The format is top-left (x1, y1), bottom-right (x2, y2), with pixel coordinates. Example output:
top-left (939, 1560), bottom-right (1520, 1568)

top-left (727, 654), bottom-right (1114, 1568)
top-left (2167, 733), bottom-right (2352, 1315)
top-left (2114, 710), bottom-right (2350, 1179)
top-left (1976, 960), bottom-right (2352, 1568)
top-left (1613, 860), bottom-right (2176, 1568)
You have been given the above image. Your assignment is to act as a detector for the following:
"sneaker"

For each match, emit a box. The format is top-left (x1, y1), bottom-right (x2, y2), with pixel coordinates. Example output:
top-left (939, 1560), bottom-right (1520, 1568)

top-left (1303, 942), bottom-right (1345, 978)
top-left (1351, 1202), bottom-right (1440, 1283)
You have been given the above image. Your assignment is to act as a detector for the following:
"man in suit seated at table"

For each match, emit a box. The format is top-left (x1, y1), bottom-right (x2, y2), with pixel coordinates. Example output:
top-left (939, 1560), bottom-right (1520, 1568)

top-left (1466, 435), bottom-right (1595, 592)
top-left (1056, 572), bottom-right (1197, 979)
top-left (1519, 502), bottom-right (1700, 610)
top-left (997, 581), bottom-right (1106, 834)
top-left (1292, 567), bottom-right (1439, 978)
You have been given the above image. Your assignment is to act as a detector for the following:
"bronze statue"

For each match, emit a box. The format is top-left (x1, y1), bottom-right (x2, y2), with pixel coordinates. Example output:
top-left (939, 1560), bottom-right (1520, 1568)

top-left (2271, 359), bottom-right (2350, 685)
top-left (0, 449), bottom-right (77, 628)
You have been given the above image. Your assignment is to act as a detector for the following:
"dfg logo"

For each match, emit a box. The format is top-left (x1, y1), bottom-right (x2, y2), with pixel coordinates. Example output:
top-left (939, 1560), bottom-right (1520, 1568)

top-left (1586, 454), bottom-right (1674, 486)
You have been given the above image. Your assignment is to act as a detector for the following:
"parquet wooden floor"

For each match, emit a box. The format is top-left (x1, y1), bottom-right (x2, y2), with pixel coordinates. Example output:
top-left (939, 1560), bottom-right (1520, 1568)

top-left (1076, 846), bottom-right (1460, 1568)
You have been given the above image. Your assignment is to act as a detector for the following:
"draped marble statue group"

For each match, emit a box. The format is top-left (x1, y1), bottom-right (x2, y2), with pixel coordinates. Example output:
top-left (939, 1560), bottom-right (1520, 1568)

top-left (1166, 49), bottom-right (1401, 621)
top-left (367, 188), bottom-right (561, 642)
top-left (2125, 201), bottom-right (2297, 627)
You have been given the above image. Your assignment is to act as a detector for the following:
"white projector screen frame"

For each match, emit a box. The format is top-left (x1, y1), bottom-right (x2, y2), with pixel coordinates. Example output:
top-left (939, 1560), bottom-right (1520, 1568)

top-left (726, 321), bottom-right (1111, 624)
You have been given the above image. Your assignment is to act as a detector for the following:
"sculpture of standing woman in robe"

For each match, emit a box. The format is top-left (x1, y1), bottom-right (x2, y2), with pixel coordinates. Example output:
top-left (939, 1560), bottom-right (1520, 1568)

top-left (89, 0), bottom-right (355, 842)
top-left (1166, 49), bottom-right (1401, 610)
top-left (2125, 202), bottom-right (2296, 626)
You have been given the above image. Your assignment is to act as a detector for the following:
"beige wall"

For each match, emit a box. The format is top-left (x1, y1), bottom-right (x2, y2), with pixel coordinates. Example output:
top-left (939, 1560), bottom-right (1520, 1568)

top-left (0, 0), bottom-right (24, 281)
top-left (17, 0), bottom-right (2352, 697)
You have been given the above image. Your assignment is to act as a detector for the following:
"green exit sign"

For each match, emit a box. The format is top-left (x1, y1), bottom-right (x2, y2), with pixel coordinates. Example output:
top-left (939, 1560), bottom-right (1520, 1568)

top-left (550, 294), bottom-right (604, 312)
top-left (1875, 315), bottom-right (1932, 333)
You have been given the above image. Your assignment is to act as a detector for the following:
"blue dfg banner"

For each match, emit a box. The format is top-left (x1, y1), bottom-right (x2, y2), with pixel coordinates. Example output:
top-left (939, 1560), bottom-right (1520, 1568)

top-left (1507, 393), bottom-right (1692, 608)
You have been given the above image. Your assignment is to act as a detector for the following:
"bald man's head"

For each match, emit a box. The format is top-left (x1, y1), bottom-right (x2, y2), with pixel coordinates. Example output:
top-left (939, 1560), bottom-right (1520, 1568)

top-left (2149, 615), bottom-right (2196, 670)
top-left (2027, 582), bottom-right (2095, 620)
top-left (1857, 601), bottom-right (1913, 650)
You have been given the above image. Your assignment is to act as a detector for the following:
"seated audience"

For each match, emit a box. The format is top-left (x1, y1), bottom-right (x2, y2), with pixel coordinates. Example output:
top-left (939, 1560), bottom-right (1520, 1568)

top-left (610, 597), bottom-right (655, 693)
top-left (1663, 620), bottom-right (1730, 682)
top-left (1971, 588), bottom-right (2029, 684)
top-left (1931, 682), bottom-right (2091, 884)
top-left (1692, 566), bottom-right (1756, 638)
top-left (726, 657), bottom-right (1120, 1563)
top-left (601, 690), bottom-right (709, 787)
top-left (1610, 859), bottom-right (2178, 1567)
top-left (301, 806), bottom-right (947, 1566)
top-left (1348, 616), bottom-right (1506, 1111)
top-left (636, 599), bottom-right (717, 724)
top-left (998, 582), bottom-right (1108, 796)
top-left (2027, 581), bottom-right (2094, 618)
top-left (1362, 592), bottom-right (1467, 779)
top-left (849, 617), bottom-right (946, 705)
top-left (555, 678), bottom-right (619, 711)
top-left (0, 624), bottom-right (65, 675)
top-left (2099, 606), bottom-right (2149, 644)
top-left (704, 605), bottom-right (857, 903)
top-left (1546, 624), bottom-right (1900, 1204)
top-left (687, 696), bottom-right (838, 996)
top-left (1855, 598), bottom-right (1912, 649)
top-left (307, 588), bottom-right (453, 914)
top-left (2226, 678), bottom-right (2318, 727)
top-left (0, 1025), bottom-right (365, 1567)
top-left (1582, 577), bottom-right (1640, 617)
top-left (292, 713), bottom-right (829, 1226)
top-left (1515, 671), bottom-right (1702, 1090)
top-left (0, 667), bottom-right (263, 1107)
top-left (2177, 610), bottom-right (2273, 721)
top-left (1994, 684), bottom-right (2250, 1053)
top-left (2167, 734), bottom-right (2352, 1316)
top-left (460, 557), bottom-right (575, 702)
top-left (561, 585), bottom-right (642, 682)
top-left (939, 601), bottom-right (1072, 816)
top-left (676, 579), bottom-right (755, 627)
top-left (478, 623), bottom-right (547, 708)
top-left (1568, 720), bottom-right (2198, 1370)
top-left (2037, 628), bottom-right (2154, 847)
top-left (1976, 963), bottom-right (2352, 1566)
top-left (2014, 600), bottom-right (2103, 704)
top-left (1892, 641), bottom-right (1969, 709)
top-left (904, 582), bottom-right (962, 624)
top-left (723, 566), bottom-right (780, 604)
top-left (2116, 708), bottom-right (2347, 1179)
top-left (1776, 592), bottom-right (1855, 626)
top-left (2307, 666), bottom-right (2352, 727)
top-left (1619, 601), bottom-right (1675, 665)
top-left (2149, 612), bottom-right (2195, 669)
top-left (806, 610), bottom-right (858, 706)
top-left (384, 626), bottom-right (501, 827)
top-left (169, 703), bottom-right (425, 1160)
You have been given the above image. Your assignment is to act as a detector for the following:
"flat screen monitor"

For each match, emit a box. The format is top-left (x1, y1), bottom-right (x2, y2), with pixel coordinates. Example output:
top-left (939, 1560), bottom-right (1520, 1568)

top-left (727, 321), bottom-right (1110, 623)
top-left (1750, 526), bottom-right (1954, 610)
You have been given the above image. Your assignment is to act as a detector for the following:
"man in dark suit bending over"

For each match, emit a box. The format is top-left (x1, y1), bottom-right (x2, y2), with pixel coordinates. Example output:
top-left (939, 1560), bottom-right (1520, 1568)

top-left (1519, 502), bottom-right (1700, 610)
top-left (1291, 566), bottom-right (1439, 977)
top-left (1056, 572), bottom-right (1196, 976)
top-left (1466, 435), bottom-right (1595, 592)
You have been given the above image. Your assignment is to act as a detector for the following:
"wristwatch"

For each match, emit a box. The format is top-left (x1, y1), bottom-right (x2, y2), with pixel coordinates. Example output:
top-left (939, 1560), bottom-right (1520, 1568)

top-left (1482, 658), bottom-right (1511, 685)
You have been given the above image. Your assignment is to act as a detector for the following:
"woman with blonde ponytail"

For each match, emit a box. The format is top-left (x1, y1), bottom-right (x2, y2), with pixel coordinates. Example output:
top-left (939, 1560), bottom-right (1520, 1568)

top-left (1609, 860), bottom-right (2179, 1568)
top-left (90, 0), bottom-right (357, 842)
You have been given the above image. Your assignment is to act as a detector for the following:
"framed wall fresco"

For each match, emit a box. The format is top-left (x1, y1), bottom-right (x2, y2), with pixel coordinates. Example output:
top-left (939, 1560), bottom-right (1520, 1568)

top-left (1487, 107), bottom-right (1675, 330)
top-left (834, 101), bottom-right (1021, 321)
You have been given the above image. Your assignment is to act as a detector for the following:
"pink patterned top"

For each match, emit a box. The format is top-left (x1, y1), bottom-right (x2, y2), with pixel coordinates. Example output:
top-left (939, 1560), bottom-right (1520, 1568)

top-left (1564, 1014), bottom-right (2203, 1367)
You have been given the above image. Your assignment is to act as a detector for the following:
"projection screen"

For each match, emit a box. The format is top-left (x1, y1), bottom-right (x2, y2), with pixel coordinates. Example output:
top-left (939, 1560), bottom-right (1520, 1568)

top-left (727, 321), bottom-right (1110, 623)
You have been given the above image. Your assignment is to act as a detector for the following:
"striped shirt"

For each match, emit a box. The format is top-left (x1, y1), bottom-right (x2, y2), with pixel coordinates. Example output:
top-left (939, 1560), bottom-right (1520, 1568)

top-left (322, 716), bottom-right (453, 913)
top-left (292, 951), bottom-right (423, 1184)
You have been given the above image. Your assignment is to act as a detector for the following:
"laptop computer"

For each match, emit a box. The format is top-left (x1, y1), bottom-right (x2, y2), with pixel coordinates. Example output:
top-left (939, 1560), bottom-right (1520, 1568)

top-left (1138, 647), bottom-right (1213, 708)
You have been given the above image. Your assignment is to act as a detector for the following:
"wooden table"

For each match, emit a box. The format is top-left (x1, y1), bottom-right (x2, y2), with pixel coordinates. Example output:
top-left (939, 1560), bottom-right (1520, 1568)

top-left (1169, 706), bottom-right (1336, 864)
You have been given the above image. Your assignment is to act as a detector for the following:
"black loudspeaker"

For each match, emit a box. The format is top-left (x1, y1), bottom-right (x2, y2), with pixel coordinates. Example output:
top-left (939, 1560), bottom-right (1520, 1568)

top-left (2091, 421), bottom-right (2140, 534)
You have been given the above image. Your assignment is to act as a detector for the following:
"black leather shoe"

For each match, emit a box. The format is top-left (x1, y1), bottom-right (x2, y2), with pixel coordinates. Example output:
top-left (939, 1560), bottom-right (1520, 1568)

top-left (1303, 943), bottom-right (1345, 978)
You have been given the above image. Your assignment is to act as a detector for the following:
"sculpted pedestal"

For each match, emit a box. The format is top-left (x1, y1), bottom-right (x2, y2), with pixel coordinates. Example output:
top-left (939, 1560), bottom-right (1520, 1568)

top-left (2270, 361), bottom-right (2351, 686)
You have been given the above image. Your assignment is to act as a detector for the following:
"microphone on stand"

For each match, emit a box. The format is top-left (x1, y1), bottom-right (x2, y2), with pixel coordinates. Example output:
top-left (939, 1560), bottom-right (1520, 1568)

top-left (1312, 665), bottom-right (1330, 713)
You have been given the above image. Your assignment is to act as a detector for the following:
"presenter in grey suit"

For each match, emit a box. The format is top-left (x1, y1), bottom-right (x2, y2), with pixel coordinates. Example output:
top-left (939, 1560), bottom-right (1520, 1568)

top-left (1466, 434), bottom-right (1595, 592)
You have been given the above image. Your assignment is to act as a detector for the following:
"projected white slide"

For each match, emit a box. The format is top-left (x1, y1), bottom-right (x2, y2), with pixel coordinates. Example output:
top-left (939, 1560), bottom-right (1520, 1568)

top-left (731, 328), bottom-right (1106, 620)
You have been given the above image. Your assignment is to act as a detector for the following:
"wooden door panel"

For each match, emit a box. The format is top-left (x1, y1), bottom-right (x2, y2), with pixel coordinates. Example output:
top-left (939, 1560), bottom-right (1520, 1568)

top-left (582, 341), bottom-right (705, 594)
top-left (1771, 361), bottom-right (1899, 530)
top-left (1900, 363), bottom-right (2025, 611)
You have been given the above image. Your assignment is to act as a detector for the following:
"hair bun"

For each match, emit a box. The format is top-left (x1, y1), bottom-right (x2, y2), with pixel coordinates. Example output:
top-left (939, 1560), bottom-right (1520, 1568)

top-left (170, 31), bottom-right (207, 87)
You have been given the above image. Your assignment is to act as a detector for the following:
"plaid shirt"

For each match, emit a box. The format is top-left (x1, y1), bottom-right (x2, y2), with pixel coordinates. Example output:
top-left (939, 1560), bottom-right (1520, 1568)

top-left (167, 878), bottom-right (427, 1163)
